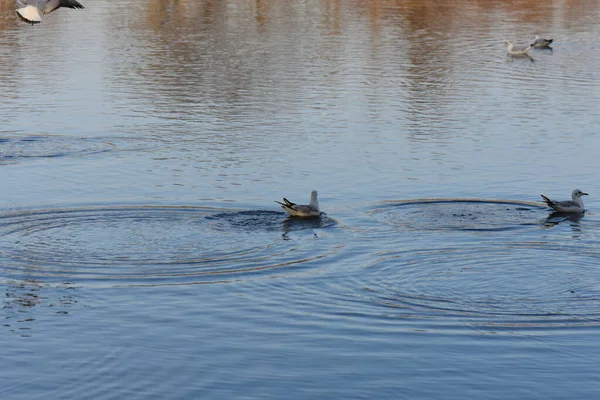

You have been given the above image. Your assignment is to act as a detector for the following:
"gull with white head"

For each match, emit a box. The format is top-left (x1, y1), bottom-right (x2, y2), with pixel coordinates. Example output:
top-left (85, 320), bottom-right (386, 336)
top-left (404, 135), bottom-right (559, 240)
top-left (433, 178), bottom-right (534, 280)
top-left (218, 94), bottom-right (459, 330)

top-left (275, 190), bottom-right (322, 218)
top-left (505, 40), bottom-right (533, 55)
top-left (16, 0), bottom-right (84, 25)
top-left (532, 36), bottom-right (553, 48)
top-left (541, 189), bottom-right (588, 213)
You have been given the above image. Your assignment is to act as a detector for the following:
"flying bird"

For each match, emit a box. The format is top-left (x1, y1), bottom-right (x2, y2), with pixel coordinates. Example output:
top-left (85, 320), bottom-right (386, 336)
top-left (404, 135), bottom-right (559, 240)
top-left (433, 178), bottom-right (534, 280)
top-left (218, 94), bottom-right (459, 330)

top-left (541, 189), bottom-right (588, 213)
top-left (275, 190), bottom-right (322, 218)
top-left (16, 0), bottom-right (84, 25)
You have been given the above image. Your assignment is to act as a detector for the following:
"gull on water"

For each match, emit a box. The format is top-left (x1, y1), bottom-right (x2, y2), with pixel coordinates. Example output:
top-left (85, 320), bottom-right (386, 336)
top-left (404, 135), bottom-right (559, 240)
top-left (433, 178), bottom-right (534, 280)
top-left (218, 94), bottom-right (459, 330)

top-left (532, 36), bottom-right (553, 48)
top-left (505, 40), bottom-right (533, 55)
top-left (16, 0), bottom-right (84, 24)
top-left (275, 190), bottom-right (322, 218)
top-left (541, 189), bottom-right (588, 213)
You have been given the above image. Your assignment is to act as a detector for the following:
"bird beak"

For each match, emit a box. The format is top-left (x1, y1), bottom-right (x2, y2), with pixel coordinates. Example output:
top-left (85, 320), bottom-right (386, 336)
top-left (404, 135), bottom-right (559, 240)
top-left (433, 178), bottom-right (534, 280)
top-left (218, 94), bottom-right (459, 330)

top-left (582, 192), bottom-right (589, 196)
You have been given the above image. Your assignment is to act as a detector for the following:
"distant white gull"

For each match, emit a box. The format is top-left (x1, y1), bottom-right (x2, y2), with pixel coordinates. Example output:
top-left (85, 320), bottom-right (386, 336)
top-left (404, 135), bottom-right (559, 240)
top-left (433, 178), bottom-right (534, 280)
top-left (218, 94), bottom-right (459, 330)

top-left (16, 0), bottom-right (84, 25)
top-left (532, 36), bottom-right (553, 48)
top-left (541, 189), bottom-right (588, 213)
top-left (505, 40), bottom-right (533, 55)
top-left (275, 190), bottom-right (322, 218)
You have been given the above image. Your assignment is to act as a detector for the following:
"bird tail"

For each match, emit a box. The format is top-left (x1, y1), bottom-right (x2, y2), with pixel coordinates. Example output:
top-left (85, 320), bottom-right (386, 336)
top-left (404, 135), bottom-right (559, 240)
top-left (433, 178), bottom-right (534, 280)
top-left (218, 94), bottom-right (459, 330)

top-left (275, 198), bottom-right (296, 208)
top-left (547, 39), bottom-right (554, 44)
top-left (540, 194), bottom-right (554, 206)
top-left (16, 6), bottom-right (41, 24)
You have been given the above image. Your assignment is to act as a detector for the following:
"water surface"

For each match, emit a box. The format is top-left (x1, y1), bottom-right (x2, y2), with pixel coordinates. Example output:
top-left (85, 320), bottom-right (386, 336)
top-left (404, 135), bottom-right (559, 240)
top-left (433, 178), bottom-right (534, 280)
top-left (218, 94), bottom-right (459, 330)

top-left (1, 0), bottom-right (600, 398)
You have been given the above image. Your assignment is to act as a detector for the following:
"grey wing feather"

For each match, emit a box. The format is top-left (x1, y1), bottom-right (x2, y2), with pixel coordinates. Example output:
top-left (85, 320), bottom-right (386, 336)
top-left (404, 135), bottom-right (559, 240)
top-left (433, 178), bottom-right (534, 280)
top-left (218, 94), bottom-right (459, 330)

top-left (534, 38), bottom-right (553, 46)
top-left (43, 0), bottom-right (84, 14)
top-left (61, 0), bottom-right (85, 8)
top-left (294, 205), bottom-right (311, 213)
top-left (555, 200), bottom-right (579, 208)
top-left (541, 195), bottom-right (582, 212)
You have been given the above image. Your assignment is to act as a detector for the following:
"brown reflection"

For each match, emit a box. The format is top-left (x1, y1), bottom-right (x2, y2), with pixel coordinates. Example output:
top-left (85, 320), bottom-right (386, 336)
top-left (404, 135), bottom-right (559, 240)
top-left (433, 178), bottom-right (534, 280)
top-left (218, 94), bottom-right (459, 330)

top-left (0, 1), bottom-right (21, 130)
top-left (255, 0), bottom-right (269, 28)
top-left (101, 0), bottom-right (599, 140)
top-left (104, 0), bottom-right (351, 128)
top-left (142, 0), bottom-right (223, 31)
top-left (0, 0), bottom-right (19, 31)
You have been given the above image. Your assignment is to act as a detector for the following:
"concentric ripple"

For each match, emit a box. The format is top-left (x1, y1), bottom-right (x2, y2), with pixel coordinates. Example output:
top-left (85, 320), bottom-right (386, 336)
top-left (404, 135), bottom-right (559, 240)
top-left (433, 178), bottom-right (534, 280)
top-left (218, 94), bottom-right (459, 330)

top-left (0, 135), bottom-right (154, 164)
top-left (370, 199), bottom-right (548, 231)
top-left (0, 207), bottom-right (339, 287)
top-left (314, 242), bottom-right (600, 333)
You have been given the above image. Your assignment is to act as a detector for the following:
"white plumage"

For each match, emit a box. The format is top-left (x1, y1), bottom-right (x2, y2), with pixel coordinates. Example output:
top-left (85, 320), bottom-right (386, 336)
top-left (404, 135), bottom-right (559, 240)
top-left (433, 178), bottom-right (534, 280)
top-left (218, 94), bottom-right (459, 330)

top-left (16, 0), bottom-right (84, 24)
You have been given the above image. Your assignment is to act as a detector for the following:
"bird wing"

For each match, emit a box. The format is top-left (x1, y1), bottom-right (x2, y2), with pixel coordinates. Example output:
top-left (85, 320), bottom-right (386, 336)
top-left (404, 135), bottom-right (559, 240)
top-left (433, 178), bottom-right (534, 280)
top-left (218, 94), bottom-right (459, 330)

top-left (554, 200), bottom-right (580, 208)
top-left (42, 0), bottom-right (84, 15)
top-left (285, 204), bottom-right (320, 217)
top-left (541, 195), bottom-right (583, 212)
top-left (16, 5), bottom-right (42, 24)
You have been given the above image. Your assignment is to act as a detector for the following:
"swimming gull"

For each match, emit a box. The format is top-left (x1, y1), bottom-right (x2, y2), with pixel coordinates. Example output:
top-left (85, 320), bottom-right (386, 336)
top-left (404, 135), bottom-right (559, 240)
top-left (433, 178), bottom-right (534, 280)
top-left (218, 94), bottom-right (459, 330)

top-left (505, 40), bottom-right (533, 55)
top-left (541, 189), bottom-right (588, 213)
top-left (16, 0), bottom-right (84, 24)
top-left (275, 190), bottom-right (322, 218)
top-left (532, 36), bottom-right (553, 48)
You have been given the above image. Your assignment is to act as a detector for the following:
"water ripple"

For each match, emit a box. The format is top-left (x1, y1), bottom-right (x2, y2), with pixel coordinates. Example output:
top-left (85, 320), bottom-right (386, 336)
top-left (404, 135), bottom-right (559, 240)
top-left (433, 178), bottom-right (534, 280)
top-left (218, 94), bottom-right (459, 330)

top-left (368, 243), bottom-right (600, 325)
top-left (0, 207), bottom-right (339, 287)
top-left (0, 135), bottom-right (156, 164)
top-left (288, 242), bottom-right (600, 334)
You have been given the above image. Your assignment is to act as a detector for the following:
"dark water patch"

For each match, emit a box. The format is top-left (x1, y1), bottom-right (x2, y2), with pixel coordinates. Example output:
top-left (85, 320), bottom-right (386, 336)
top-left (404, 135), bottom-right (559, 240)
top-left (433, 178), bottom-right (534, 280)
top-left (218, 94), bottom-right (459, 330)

top-left (2, 279), bottom-right (80, 337)
top-left (0, 135), bottom-right (155, 164)
top-left (205, 210), bottom-right (336, 232)
top-left (370, 199), bottom-right (548, 231)
top-left (0, 207), bottom-right (340, 287)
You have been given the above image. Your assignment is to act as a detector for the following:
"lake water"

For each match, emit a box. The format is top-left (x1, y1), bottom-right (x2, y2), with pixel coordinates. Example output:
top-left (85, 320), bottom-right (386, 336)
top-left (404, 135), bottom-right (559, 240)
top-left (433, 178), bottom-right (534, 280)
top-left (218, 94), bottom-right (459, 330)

top-left (2, 0), bottom-right (600, 398)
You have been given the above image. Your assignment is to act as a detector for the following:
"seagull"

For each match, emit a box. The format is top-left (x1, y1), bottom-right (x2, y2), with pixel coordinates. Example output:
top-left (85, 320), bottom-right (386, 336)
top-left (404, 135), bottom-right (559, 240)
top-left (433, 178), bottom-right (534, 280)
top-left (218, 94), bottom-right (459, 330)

top-left (275, 190), bottom-right (322, 218)
top-left (541, 189), bottom-right (588, 213)
top-left (16, 0), bottom-right (84, 25)
top-left (505, 40), bottom-right (533, 55)
top-left (532, 36), bottom-right (553, 48)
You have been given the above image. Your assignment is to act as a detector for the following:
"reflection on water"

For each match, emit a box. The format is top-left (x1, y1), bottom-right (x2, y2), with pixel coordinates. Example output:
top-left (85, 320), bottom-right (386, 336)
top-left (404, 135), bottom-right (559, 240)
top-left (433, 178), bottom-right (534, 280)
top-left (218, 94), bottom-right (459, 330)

top-left (543, 211), bottom-right (585, 229)
top-left (2, 0), bottom-right (600, 399)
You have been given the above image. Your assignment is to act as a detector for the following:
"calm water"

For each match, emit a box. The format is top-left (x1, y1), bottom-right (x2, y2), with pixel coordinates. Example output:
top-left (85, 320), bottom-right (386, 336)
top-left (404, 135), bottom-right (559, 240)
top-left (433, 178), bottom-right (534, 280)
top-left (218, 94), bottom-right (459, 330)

top-left (2, 0), bottom-right (600, 398)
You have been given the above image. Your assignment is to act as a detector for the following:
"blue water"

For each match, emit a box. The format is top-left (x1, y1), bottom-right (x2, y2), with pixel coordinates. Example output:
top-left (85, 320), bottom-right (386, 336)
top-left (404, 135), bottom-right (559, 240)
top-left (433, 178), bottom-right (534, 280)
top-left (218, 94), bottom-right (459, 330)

top-left (2, 0), bottom-right (600, 398)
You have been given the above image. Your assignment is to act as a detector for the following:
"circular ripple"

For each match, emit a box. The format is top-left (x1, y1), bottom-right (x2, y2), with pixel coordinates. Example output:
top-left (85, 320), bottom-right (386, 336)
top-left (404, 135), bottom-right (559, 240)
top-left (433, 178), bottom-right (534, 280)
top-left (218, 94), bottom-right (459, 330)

top-left (0, 207), bottom-right (339, 287)
top-left (370, 199), bottom-right (548, 231)
top-left (325, 243), bottom-right (600, 332)
top-left (0, 135), bottom-right (154, 164)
